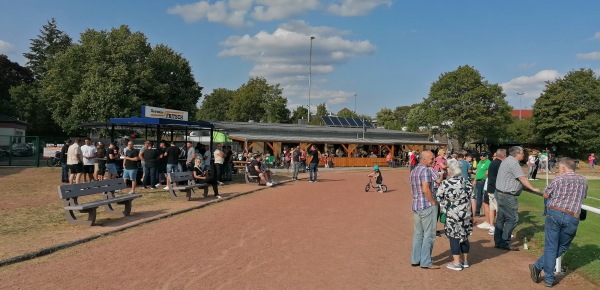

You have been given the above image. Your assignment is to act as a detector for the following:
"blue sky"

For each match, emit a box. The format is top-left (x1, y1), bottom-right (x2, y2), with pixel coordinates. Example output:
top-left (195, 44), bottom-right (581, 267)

top-left (1, 0), bottom-right (599, 118)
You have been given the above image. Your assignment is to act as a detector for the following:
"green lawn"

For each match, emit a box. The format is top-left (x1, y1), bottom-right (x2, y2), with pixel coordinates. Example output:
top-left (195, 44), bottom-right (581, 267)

top-left (516, 179), bottom-right (600, 283)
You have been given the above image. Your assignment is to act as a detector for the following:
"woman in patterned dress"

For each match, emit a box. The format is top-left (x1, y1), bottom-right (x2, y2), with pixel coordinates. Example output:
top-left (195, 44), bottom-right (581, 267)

top-left (436, 160), bottom-right (474, 271)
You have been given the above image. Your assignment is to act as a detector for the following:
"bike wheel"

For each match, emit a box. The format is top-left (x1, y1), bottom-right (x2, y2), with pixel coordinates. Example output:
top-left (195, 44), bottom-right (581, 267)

top-left (47, 159), bottom-right (53, 167)
top-left (54, 160), bottom-right (61, 167)
top-left (381, 185), bottom-right (388, 192)
top-left (364, 184), bottom-right (371, 192)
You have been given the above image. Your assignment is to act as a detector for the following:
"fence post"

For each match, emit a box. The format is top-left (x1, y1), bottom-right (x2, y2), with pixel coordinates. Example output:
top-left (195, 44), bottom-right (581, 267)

top-left (35, 136), bottom-right (40, 167)
top-left (8, 135), bottom-right (12, 166)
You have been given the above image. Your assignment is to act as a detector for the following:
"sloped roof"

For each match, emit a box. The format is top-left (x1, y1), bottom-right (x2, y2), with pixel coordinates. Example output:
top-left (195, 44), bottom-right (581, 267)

top-left (0, 114), bottom-right (28, 125)
top-left (511, 110), bottom-right (533, 118)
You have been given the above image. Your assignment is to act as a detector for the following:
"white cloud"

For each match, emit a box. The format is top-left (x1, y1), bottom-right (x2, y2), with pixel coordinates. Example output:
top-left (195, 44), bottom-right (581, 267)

top-left (518, 62), bottom-right (536, 69)
top-left (592, 32), bottom-right (600, 40)
top-left (252, 0), bottom-right (319, 21)
top-left (501, 70), bottom-right (562, 107)
top-left (219, 21), bottom-right (374, 107)
top-left (168, 0), bottom-right (392, 28)
top-left (576, 52), bottom-right (600, 60)
top-left (327, 0), bottom-right (392, 16)
top-left (0, 40), bottom-right (15, 55)
top-left (167, 1), bottom-right (251, 28)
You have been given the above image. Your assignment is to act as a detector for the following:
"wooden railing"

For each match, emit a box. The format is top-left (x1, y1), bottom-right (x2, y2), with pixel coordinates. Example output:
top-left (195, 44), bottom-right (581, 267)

top-left (329, 157), bottom-right (389, 167)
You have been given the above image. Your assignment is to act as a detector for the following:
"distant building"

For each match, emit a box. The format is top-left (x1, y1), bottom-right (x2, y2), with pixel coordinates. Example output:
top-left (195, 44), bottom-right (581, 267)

top-left (512, 109), bottom-right (533, 119)
top-left (0, 114), bottom-right (28, 146)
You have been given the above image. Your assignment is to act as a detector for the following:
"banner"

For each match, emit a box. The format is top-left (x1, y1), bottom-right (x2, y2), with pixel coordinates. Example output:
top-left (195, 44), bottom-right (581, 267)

top-left (141, 105), bottom-right (188, 121)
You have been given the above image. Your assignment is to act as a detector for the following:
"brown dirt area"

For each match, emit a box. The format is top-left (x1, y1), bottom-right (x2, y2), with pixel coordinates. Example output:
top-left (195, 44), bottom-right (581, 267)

top-left (0, 167), bottom-right (598, 289)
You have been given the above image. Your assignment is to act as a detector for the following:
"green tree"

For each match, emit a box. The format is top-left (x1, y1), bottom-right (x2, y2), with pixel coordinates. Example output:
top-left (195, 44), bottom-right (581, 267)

top-left (337, 108), bottom-right (358, 118)
top-left (375, 107), bottom-right (401, 130)
top-left (393, 105), bottom-right (413, 126)
top-left (309, 102), bottom-right (328, 125)
top-left (506, 117), bottom-right (538, 145)
top-left (533, 69), bottom-right (600, 157)
top-left (41, 25), bottom-right (201, 133)
top-left (23, 18), bottom-right (73, 80)
top-left (417, 65), bottom-right (512, 149)
top-left (290, 106), bottom-right (308, 123)
top-left (196, 88), bottom-right (233, 121)
top-left (0, 54), bottom-right (33, 116)
top-left (226, 77), bottom-right (289, 123)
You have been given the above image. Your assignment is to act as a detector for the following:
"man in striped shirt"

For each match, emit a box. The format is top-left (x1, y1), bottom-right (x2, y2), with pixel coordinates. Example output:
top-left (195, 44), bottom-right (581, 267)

top-left (529, 157), bottom-right (587, 288)
top-left (410, 150), bottom-right (440, 269)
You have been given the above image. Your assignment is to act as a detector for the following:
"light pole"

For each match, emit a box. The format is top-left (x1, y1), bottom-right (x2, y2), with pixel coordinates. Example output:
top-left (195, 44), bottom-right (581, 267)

top-left (517, 92), bottom-right (524, 120)
top-left (354, 93), bottom-right (357, 114)
top-left (308, 36), bottom-right (315, 123)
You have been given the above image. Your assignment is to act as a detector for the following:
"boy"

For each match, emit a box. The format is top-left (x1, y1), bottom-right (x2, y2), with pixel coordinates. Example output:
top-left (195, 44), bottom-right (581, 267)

top-left (368, 165), bottom-right (384, 192)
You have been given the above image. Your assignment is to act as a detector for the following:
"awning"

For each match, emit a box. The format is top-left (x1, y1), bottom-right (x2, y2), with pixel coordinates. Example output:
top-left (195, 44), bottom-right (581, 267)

top-left (227, 133), bottom-right (441, 146)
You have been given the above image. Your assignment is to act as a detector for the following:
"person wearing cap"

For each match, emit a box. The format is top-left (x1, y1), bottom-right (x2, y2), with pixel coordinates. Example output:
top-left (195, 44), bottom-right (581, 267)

top-left (529, 157), bottom-right (586, 287)
top-left (473, 151), bottom-right (491, 217)
top-left (368, 165), bottom-right (384, 192)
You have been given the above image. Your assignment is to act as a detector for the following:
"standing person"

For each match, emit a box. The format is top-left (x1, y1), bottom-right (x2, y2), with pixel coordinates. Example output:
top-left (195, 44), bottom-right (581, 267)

top-left (122, 141), bottom-right (139, 194)
top-left (96, 142), bottom-right (107, 181)
top-left (494, 146), bottom-right (540, 251)
top-left (410, 150), bottom-right (439, 269)
top-left (433, 149), bottom-right (448, 178)
top-left (485, 149), bottom-right (506, 236)
top-left (409, 150), bottom-right (417, 171)
top-left (436, 160), bottom-right (474, 271)
top-left (224, 146), bottom-right (233, 181)
top-left (80, 138), bottom-right (97, 182)
top-left (141, 141), bottom-right (158, 189)
top-left (66, 138), bottom-right (83, 184)
top-left (308, 145), bottom-right (320, 182)
top-left (138, 140), bottom-right (149, 181)
top-left (292, 146), bottom-right (302, 181)
top-left (528, 158), bottom-right (587, 288)
top-left (203, 144), bottom-right (212, 171)
top-left (60, 140), bottom-right (71, 183)
top-left (588, 153), bottom-right (596, 174)
top-left (386, 151), bottom-right (395, 168)
top-left (457, 154), bottom-right (470, 180)
top-left (156, 141), bottom-right (168, 186)
top-left (213, 143), bottom-right (225, 185)
top-left (105, 143), bottom-right (118, 179)
top-left (163, 141), bottom-right (181, 189)
top-left (185, 141), bottom-right (196, 172)
top-left (300, 148), bottom-right (307, 173)
top-left (527, 151), bottom-right (539, 180)
top-left (473, 151), bottom-right (491, 217)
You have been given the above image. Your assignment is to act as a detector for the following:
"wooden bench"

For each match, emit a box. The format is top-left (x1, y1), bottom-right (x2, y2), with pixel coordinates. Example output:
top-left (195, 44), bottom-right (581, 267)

top-left (57, 179), bottom-right (142, 226)
top-left (166, 171), bottom-right (211, 201)
top-left (245, 165), bottom-right (260, 184)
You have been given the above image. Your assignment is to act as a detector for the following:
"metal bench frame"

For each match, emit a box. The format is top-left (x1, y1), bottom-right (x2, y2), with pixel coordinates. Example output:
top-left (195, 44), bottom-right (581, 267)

top-left (166, 171), bottom-right (210, 201)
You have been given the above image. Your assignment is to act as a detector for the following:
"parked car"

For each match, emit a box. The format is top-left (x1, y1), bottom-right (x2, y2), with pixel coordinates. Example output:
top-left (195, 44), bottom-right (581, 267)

top-left (0, 148), bottom-right (8, 158)
top-left (11, 143), bottom-right (34, 157)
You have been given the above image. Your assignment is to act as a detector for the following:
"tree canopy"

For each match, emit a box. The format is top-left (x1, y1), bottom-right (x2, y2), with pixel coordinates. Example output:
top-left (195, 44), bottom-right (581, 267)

top-left (0, 54), bottom-right (33, 117)
top-left (532, 69), bottom-right (600, 157)
top-left (40, 25), bottom-right (201, 133)
top-left (408, 65), bottom-right (512, 148)
top-left (224, 77), bottom-right (290, 123)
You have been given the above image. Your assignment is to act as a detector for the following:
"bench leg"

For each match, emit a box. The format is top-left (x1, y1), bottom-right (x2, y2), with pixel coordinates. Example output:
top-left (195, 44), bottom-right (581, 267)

top-left (102, 201), bottom-right (133, 217)
top-left (117, 200), bottom-right (133, 216)
top-left (168, 188), bottom-right (192, 201)
top-left (64, 208), bottom-right (97, 226)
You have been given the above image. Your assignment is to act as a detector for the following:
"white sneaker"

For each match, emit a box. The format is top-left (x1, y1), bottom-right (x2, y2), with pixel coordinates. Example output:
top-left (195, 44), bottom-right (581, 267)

top-left (163, 186), bottom-right (169, 190)
top-left (155, 183), bottom-right (161, 187)
top-left (128, 190), bottom-right (135, 194)
top-left (477, 222), bottom-right (491, 229)
top-left (488, 227), bottom-right (495, 235)
top-left (266, 182), bottom-right (273, 187)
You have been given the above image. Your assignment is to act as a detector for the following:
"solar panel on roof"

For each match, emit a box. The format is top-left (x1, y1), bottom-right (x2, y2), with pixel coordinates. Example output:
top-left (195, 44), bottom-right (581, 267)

top-left (364, 120), bottom-right (374, 128)
top-left (353, 118), bottom-right (363, 127)
top-left (322, 116), bottom-right (334, 126)
top-left (330, 117), bottom-right (342, 126)
top-left (345, 118), bottom-right (358, 127)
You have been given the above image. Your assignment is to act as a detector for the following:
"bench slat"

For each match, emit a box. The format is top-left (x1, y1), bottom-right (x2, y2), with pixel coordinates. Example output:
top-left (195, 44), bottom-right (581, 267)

top-left (58, 179), bottom-right (127, 199)
top-left (64, 194), bottom-right (141, 211)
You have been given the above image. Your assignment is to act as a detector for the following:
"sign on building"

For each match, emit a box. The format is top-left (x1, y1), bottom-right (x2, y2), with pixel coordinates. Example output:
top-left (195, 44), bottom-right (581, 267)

top-left (141, 105), bottom-right (188, 121)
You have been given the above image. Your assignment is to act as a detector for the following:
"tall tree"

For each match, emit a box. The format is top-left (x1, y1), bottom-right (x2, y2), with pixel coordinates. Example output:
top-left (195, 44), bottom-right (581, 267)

top-left (375, 107), bottom-right (401, 130)
top-left (309, 102), bottom-right (329, 125)
top-left (226, 77), bottom-right (289, 123)
top-left (417, 65), bottom-right (512, 148)
top-left (196, 88), bottom-right (233, 121)
top-left (290, 106), bottom-right (309, 123)
top-left (0, 55), bottom-right (33, 116)
top-left (41, 25), bottom-right (201, 133)
top-left (506, 117), bottom-right (538, 145)
top-left (23, 18), bottom-right (73, 80)
top-left (533, 69), bottom-right (600, 157)
top-left (393, 105), bottom-right (413, 126)
top-left (337, 108), bottom-right (358, 118)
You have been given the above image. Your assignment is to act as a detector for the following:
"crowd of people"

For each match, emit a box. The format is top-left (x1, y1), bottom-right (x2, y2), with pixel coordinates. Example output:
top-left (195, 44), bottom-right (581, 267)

top-left (409, 147), bottom-right (588, 288)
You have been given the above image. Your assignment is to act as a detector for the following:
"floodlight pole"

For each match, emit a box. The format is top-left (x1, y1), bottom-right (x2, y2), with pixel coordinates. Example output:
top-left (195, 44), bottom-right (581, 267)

top-left (354, 93), bottom-right (357, 114)
top-left (517, 92), bottom-right (524, 120)
top-left (308, 36), bottom-right (315, 123)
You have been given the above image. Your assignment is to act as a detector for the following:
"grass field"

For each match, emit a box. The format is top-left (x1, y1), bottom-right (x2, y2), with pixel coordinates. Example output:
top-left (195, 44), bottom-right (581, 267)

top-left (516, 178), bottom-right (600, 283)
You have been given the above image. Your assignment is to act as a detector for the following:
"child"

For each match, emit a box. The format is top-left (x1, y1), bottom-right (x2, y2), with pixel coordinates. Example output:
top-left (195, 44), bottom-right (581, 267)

top-left (368, 165), bottom-right (384, 192)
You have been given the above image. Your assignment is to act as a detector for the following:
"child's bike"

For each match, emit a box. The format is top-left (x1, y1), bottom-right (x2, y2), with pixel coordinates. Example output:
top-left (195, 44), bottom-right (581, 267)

top-left (365, 176), bottom-right (387, 192)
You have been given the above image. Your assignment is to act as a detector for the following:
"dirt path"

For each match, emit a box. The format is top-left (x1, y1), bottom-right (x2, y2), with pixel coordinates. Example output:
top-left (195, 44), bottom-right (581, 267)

top-left (0, 169), bottom-right (596, 289)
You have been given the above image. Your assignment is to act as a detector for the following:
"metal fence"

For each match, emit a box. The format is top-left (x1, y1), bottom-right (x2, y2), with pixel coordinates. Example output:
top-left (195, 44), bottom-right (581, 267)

top-left (0, 135), bottom-right (69, 167)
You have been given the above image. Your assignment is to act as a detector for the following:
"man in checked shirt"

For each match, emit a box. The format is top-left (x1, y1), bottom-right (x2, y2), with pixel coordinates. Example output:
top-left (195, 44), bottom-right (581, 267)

top-left (529, 157), bottom-right (587, 288)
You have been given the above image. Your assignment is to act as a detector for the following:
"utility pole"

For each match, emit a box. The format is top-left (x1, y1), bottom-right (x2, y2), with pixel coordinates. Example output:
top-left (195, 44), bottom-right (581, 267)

top-left (308, 36), bottom-right (315, 123)
top-left (517, 92), bottom-right (524, 120)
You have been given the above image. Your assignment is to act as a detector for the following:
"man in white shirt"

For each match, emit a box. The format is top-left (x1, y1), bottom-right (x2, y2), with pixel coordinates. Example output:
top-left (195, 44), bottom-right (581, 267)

top-left (80, 137), bottom-right (97, 182)
top-left (66, 139), bottom-right (83, 184)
